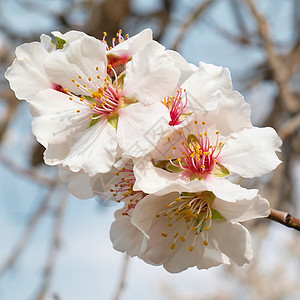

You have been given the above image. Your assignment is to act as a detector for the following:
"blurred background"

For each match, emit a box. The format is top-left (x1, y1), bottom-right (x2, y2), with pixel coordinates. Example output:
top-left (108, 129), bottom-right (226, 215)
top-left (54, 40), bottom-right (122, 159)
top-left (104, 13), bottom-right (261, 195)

top-left (0, 0), bottom-right (300, 299)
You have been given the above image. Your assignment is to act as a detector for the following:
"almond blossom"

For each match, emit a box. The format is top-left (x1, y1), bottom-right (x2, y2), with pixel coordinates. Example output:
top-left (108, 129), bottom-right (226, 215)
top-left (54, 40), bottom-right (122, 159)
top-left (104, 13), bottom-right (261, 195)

top-left (6, 30), bottom-right (180, 176)
top-left (130, 190), bottom-right (270, 273)
top-left (133, 97), bottom-right (282, 201)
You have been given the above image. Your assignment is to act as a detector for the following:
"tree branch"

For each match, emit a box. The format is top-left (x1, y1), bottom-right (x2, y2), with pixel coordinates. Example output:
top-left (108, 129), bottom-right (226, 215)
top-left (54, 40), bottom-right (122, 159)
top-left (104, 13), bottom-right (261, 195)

top-left (268, 208), bottom-right (300, 231)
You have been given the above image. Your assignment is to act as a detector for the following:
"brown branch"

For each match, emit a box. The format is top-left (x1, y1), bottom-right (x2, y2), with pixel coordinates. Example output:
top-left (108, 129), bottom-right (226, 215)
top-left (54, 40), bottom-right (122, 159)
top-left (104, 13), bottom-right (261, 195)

top-left (268, 208), bottom-right (300, 231)
top-left (172, 0), bottom-right (216, 51)
top-left (35, 192), bottom-right (69, 300)
top-left (0, 181), bottom-right (59, 277)
top-left (246, 0), bottom-right (300, 113)
top-left (113, 254), bottom-right (130, 300)
top-left (0, 153), bottom-right (56, 187)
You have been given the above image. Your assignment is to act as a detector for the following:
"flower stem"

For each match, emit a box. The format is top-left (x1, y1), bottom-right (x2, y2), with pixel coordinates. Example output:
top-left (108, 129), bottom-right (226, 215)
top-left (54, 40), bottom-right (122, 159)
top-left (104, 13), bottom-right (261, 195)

top-left (267, 208), bottom-right (300, 231)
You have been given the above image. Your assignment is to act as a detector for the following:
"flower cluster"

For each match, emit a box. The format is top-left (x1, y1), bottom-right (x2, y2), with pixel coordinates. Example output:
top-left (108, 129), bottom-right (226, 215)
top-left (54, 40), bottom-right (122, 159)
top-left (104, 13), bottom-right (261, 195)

top-left (6, 28), bottom-right (282, 273)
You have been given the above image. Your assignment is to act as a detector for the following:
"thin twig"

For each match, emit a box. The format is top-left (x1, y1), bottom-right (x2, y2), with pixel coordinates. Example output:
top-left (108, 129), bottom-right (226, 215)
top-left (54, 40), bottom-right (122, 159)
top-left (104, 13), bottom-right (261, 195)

top-left (268, 208), bottom-right (300, 231)
top-left (0, 153), bottom-right (56, 187)
top-left (0, 181), bottom-right (59, 277)
top-left (246, 0), bottom-right (300, 113)
top-left (172, 0), bottom-right (216, 51)
top-left (113, 254), bottom-right (130, 300)
top-left (35, 191), bottom-right (69, 300)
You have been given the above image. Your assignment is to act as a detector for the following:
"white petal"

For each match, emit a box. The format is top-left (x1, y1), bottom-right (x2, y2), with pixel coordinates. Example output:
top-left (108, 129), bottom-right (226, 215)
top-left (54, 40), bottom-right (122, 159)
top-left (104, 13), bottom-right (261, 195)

top-left (58, 167), bottom-right (94, 199)
top-left (117, 102), bottom-right (170, 157)
top-left (166, 50), bottom-right (198, 84)
top-left (5, 35), bottom-right (54, 101)
top-left (108, 28), bottom-right (153, 57)
top-left (30, 89), bottom-right (91, 144)
top-left (131, 194), bottom-right (205, 273)
top-left (210, 221), bottom-right (253, 266)
top-left (213, 194), bottom-right (270, 222)
top-left (182, 62), bottom-right (232, 111)
top-left (63, 119), bottom-right (118, 176)
top-left (45, 35), bottom-right (107, 95)
top-left (110, 208), bottom-right (146, 257)
top-left (124, 41), bottom-right (180, 105)
top-left (51, 30), bottom-right (87, 44)
top-left (205, 176), bottom-right (258, 202)
top-left (220, 127), bottom-right (282, 178)
top-left (197, 245), bottom-right (230, 269)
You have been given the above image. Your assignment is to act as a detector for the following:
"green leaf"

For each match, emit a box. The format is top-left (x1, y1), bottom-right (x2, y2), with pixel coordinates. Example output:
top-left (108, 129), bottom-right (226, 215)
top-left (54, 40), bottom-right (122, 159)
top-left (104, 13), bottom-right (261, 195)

top-left (211, 163), bottom-right (230, 177)
top-left (107, 113), bottom-right (119, 130)
top-left (201, 191), bottom-right (216, 204)
top-left (211, 209), bottom-right (226, 220)
top-left (167, 162), bottom-right (184, 173)
top-left (52, 36), bottom-right (66, 49)
top-left (187, 133), bottom-right (199, 147)
top-left (89, 114), bottom-right (101, 128)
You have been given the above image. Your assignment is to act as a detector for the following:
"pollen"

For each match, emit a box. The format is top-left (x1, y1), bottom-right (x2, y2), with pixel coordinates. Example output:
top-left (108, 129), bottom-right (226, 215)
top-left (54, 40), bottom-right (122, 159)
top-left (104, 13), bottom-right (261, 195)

top-left (170, 243), bottom-right (175, 250)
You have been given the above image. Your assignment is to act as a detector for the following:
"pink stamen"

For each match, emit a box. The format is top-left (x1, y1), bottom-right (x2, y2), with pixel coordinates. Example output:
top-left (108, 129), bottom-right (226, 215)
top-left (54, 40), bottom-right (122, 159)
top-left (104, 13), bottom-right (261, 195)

top-left (163, 86), bottom-right (187, 126)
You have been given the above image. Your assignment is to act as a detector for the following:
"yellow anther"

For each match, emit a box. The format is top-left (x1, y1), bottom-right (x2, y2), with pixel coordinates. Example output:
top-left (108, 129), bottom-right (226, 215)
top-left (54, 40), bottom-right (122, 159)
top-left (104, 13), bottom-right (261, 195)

top-left (186, 224), bottom-right (190, 230)
top-left (122, 212), bottom-right (128, 216)
top-left (78, 75), bottom-right (82, 79)
top-left (166, 204), bottom-right (172, 208)
top-left (76, 84), bottom-right (80, 87)
top-left (168, 216), bottom-right (173, 221)
top-left (180, 236), bottom-right (186, 242)
top-left (168, 223), bottom-right (172, 227)
top-left (178, 131), bottom-right (182, 135)
top-left (83, 84), bottom-right (87, 87)
top-left (175, 197), bottom-right (181, 202)
top-left (174, 233), bottom-right (179, 238)
top-left (96, 66), bottom-right (99, 71)
top-left (77, 110), bottom-right (80, 113)
top-left (163, 212), bottom-right (168, 216)
top-left (63, 88), bottom-right (68, 92)
top-left (103, 32), bottom-right (107, 36)
top-left (202, 121), bottom-right (206, 125)
top-left (97, 75), bottom-right (101, 79)
top-left (194, 120), bottom-right (198, 124)
top-left (69, 97), bottom-right (73, 100)
top-left (161, 233), bottom-right (168, 237)
top-left (203, 240), bottom-right (208, 246)
top-left (206, 226), bottom-right (210, 231)
top-left (168, 156), bottom-right (172, 160)
top-left (177, 158), bottom-right (181, 162)
top-left (216, 131), bottom-right (220, 134)
top-left (108, 64), bottom-right (112, 69)
top-left (170, 243), bottom-right (175, 249)
top-left (208, 214), bottom-right (212, 219)
top-left (167, 137), bottom-right (171, 142)
top-left (186, 204), bottom-right (191, 208)
top-left (173, 147), bottom-right (176, 150)
top-left (72, 79), bottom-right (75, 82)
top-left (189, 246), bottom-right (194, 252)
top-left (88, 77), bottom-right (92, 81)
top-left (181, 142), bottom-right (185, 145)
top-left (156, 214), bottom-right (160, 218)
top-left (204, 132), bottom-right (207, 136)
top-left (191, 227), bottom-right (196, 231)
top-left (89, 116), bottom-right (93, 119)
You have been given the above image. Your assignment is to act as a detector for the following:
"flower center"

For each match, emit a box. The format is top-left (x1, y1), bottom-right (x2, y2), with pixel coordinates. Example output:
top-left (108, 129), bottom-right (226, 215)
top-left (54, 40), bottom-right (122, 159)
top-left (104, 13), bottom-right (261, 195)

top-left (102, 30), bottom-right (132, 78)
top-left (166, 121), bottom-right (229, 180)
top-left (62, 65), bottom-right (126, 129)
top-left (109, 163), bottom-right (146, 216)
top-left (162, 86), bottom-right (188, 126)
top-left (158, 191), bottom-right (218, 251)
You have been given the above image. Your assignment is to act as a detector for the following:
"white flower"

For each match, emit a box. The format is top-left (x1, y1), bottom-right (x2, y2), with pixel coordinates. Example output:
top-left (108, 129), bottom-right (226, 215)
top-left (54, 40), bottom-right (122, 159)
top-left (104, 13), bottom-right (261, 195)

top-left (128, 190), bottom-right (270, 273)
top-left (133, 97), bottom-right (282, 201)
top-left (161, 58), bottom-right (236, 127)
top-left (7, 30), bottom-right (180, 176)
